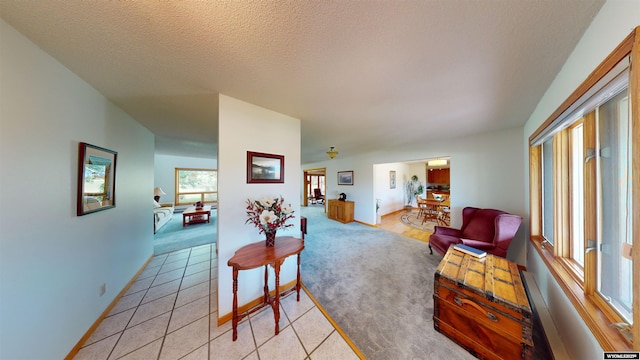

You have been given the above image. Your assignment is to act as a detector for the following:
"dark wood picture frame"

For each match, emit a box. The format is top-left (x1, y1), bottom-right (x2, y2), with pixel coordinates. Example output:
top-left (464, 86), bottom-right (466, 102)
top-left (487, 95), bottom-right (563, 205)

top-left (337, 170), bottom-right (354, 185)
top-left (247, 151), bottom-right (285, 183)
top-left (77, 142), bottom-right (117, 216)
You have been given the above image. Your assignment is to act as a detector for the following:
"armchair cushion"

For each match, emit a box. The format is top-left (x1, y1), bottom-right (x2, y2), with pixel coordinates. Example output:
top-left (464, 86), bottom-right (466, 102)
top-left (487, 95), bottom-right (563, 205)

top-left (461, 209), bottom-right (505, 243)
top-left (313, 188), bottom-right (325, 204)
top-left (429, 206), bottom-right (522, 258)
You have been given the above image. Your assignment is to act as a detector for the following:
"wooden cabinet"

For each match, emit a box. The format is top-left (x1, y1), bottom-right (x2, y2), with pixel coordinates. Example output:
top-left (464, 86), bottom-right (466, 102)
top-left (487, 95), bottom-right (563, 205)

top-left (428, 168), bottom-right (450, 184)
top-left (327, 200), bottom-right (354, 223)
top-left (434, 247), bottom-right (533, 359)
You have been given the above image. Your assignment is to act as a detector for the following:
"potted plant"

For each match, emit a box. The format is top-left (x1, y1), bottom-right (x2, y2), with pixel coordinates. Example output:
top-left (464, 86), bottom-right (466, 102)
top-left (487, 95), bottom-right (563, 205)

top-left (405, 175), bottom-right (424, 211)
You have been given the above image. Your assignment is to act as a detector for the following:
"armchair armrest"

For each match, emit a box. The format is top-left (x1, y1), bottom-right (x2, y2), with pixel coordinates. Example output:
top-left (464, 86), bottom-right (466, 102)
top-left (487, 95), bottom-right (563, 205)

top-left (493, 214), bottom-right (522, 244)
top-left (460, 239), bottom-right (496, 251)
top-left (433, 226), bottom-right (462, 237)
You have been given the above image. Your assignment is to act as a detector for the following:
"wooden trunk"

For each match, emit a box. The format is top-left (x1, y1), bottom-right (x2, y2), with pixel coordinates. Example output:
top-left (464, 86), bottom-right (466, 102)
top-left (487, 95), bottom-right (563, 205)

top-left (433, 247), bottom-right (533, 360)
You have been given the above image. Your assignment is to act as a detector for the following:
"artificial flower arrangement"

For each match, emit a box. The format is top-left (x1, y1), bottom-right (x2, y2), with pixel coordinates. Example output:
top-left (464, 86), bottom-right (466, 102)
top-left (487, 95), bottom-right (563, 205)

top-left (245, 196), bottom-right (295, 236)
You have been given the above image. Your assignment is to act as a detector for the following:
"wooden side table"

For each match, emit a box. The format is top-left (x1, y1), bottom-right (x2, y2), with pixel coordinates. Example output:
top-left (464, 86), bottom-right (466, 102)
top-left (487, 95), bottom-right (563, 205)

top-left (227, 236), bottom-right (304, 341)
top-left (182, 205), bottom-right (211, 226)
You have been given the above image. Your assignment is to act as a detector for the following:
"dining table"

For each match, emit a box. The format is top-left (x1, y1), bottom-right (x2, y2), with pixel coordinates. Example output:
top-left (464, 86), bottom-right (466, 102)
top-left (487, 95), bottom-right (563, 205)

top-left (420, 198), bottom-right (450, 226)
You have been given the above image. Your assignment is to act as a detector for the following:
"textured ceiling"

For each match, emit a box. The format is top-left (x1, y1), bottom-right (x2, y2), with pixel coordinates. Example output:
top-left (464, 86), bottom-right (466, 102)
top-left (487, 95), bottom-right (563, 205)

top-left (0, 0), bottom-right (604, 163)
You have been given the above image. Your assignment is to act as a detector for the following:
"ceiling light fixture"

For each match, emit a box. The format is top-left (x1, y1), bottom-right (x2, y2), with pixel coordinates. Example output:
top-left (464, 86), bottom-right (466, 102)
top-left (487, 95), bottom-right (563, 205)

top-left (326, 146), bottom-right (339, 159)
top-left (428, 159), bottom-right (448, 167)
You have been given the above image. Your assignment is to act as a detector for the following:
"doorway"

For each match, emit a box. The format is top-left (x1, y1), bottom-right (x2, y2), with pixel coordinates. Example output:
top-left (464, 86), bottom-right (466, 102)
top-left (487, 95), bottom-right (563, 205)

top-left (304, 168), bottom-right (326, 208)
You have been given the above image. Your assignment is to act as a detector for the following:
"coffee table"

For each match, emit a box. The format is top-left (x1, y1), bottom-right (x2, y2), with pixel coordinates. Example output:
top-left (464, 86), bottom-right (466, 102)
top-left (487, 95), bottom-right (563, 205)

top-left (182, 205), bottom-right (211, 226)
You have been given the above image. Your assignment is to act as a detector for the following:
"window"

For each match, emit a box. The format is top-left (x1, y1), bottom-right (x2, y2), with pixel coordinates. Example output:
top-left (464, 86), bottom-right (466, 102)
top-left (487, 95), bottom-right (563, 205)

top-left (541, 137), bottom-right (554, 246)
top-left (175, 168), bottom-right (217, 206)
top-left (529, 28), bottom-right (638, 350)
top-left (597, 91), bottom-right (633, 324)
top-left (305, 173), bottom-right (325, 202)
top-left (569, 122), bottom-right (585, 268)
top-left (307, 175), bottom-right (325, 196)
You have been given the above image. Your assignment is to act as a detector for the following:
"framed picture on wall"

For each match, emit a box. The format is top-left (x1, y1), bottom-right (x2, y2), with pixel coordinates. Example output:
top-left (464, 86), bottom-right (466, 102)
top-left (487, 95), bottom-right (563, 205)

top-left (337, 170), bottom-right (354, 185)
top-left (77, 142), bottom-right (117, 216)
top-left (390, 170), bottom-right (396, 189)
top-left (247, 151), bottom-right (284, 183)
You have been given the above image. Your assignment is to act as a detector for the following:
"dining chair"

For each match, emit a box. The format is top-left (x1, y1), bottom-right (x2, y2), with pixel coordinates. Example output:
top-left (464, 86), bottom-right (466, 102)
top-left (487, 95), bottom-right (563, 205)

top-left (421, 199), bottom-right (440, 224)
top-left (438, 205), bottom-right (451, 226)
top-left (416, 195), bottom-right (427, 218)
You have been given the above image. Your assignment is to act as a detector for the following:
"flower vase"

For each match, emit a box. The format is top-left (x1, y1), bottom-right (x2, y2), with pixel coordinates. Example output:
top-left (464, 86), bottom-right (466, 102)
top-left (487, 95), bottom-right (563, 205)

top-left (265, 230), bottom-right (276, 247)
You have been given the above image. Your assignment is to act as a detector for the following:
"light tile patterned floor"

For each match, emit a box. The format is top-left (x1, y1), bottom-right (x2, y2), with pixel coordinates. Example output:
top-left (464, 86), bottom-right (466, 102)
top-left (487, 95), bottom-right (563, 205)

top-left (73, 243), bottom-right (360, 360)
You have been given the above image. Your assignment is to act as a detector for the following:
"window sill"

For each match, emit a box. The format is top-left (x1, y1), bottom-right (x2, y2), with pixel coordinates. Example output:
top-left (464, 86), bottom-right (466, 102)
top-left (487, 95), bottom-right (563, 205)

top-left (530, 237), bottom-right (631, 351)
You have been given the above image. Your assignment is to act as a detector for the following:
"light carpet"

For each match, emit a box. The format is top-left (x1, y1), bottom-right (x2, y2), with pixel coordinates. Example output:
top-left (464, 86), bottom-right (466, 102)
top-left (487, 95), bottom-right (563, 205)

top-left (153, 210), bottom-right (216, 255)
top-left (300, 206), bottom-right (475, 360)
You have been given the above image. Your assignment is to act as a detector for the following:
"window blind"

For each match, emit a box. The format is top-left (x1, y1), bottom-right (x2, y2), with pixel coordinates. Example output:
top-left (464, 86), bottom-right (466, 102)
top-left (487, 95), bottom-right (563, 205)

top-left (530, 56), bottom-right (630, 146)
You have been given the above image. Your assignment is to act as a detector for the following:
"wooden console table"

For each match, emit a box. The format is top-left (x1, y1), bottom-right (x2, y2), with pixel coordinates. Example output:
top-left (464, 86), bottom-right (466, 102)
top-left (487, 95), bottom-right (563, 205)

top-left (227, 236), bottom-right (304, 341)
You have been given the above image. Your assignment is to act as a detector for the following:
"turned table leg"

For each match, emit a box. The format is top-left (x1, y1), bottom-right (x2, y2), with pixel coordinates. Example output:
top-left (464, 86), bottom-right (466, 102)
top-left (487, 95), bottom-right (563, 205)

top-left (263, 265), bottom-right (269, 303)
top-left (274, 260), bottom-right (282, 335)
top-left (296, 253), bottom-right (301, 301)
top-left (232, 267), bottom-right (238, 341)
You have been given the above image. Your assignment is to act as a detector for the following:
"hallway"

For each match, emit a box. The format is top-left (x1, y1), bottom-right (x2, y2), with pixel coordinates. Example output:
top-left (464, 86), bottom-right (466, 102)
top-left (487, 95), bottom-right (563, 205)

top-left (72, 243), bottom-right (359, 360)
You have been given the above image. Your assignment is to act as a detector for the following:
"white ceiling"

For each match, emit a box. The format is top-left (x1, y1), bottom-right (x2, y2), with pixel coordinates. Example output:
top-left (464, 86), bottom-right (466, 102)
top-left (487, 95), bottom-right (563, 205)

top-left (0, 1), bottom-right (604, 163)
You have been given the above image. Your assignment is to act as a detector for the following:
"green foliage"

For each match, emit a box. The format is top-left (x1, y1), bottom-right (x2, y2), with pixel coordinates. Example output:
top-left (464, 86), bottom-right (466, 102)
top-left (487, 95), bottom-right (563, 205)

top-left (405, 175), bottom-right (424, 206)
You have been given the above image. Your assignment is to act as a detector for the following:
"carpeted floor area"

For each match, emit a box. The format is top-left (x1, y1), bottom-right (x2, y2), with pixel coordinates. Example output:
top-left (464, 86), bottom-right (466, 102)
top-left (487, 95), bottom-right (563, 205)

top-left (300, 206), bottom-right (475, 360)
top-left (153, 210), bottom-right (217, 255)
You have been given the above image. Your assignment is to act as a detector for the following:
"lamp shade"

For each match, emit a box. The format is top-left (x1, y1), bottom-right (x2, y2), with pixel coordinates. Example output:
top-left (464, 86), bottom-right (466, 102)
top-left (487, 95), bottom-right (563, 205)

top-left (154, 187), bottom-right (166, 196)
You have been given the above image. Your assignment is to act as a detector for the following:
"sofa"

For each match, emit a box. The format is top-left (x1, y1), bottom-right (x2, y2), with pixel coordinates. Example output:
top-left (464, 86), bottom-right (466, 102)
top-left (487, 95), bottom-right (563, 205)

top-left (154, 201), bottom-right (174, 233)
top-left (428, 206), bottom-right (522, 258)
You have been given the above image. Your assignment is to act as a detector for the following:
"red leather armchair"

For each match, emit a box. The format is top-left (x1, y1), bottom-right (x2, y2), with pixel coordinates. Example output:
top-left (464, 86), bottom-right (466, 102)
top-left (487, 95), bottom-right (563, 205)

top-left (428, 207), bottom-right (522, 258)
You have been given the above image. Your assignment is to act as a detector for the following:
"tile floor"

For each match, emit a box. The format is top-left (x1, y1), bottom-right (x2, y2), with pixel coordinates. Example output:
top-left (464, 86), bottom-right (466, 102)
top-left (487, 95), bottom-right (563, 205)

top-left (73, 243), bottom-right (360, 360)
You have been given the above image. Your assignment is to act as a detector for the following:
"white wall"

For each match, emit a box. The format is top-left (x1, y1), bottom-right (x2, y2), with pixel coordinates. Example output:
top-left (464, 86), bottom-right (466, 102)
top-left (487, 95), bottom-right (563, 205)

top-left (373, 162), bottom-right (408, 216)
top-left (217, 95), bottom-right (301, 319)
top-left (154, 153), bottom-right (217, 209)
top-left (0, 19), bottom-right (155, 359)
top-left (306, 155), bottom-right (379, 225)
top-left (372, 161), bottom-right (429, 217)
top-left (523, 1), bottom-right (640, 358)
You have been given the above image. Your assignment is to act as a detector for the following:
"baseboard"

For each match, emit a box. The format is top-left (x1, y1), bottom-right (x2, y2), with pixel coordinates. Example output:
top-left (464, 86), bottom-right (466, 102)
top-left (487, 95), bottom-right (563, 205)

top-left (217, 278), bottom-right (298, 325)
top-left (382, 208), bottom-right (416, 217)
top-left (354, 220), bottom-right (376, 227)
top-left (217, 281), bottom-right (365, 359)
top-left (521, 271), bottom-right (570, 360)
top-left (64, 254), bottom-right (154, 360)
top-left (302, 283), bottom-right (365, 359)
